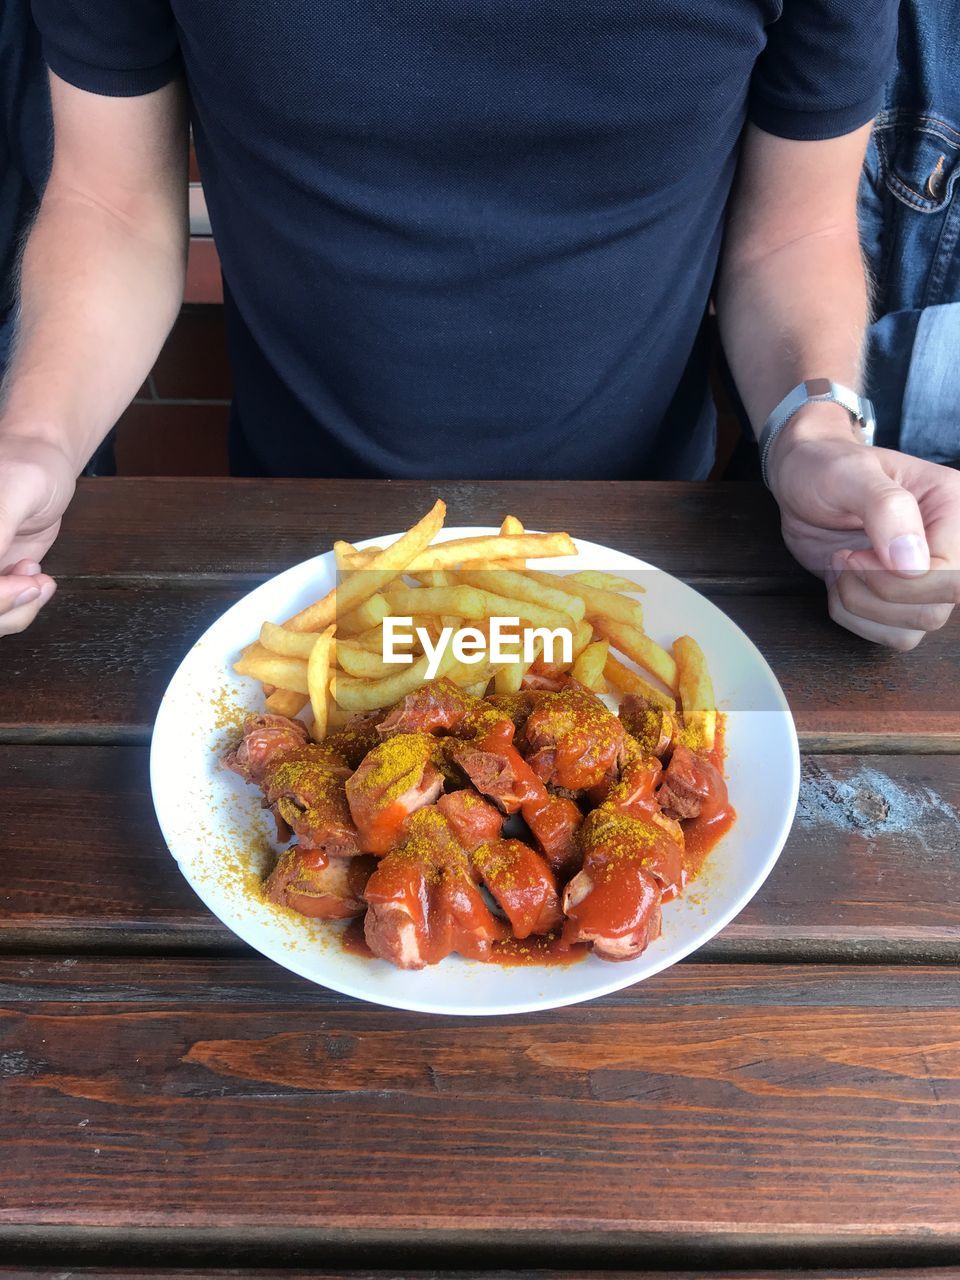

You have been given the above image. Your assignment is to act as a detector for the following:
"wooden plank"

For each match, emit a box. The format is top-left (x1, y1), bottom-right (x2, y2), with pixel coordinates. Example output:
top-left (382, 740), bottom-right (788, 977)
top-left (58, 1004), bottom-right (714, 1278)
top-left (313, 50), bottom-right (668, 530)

top-left (717, 597), bottom-right (960, 756)
top-left (1, 959), bottom-right (959, 1244)
top-left (0, 747), bottom-right (224, 948)
top-left (715, 753), bottom-right (960, 958)
top-left (0, 587), bottom-right (955, 750)
top-left (1, 749), bottom-right (958, 958)
top-left (3, 1272), bottom-right (958, 1280)
top-left (48, 478), bottom-right (805, 590)
top-left (0, 586), bottom-right (237, 743)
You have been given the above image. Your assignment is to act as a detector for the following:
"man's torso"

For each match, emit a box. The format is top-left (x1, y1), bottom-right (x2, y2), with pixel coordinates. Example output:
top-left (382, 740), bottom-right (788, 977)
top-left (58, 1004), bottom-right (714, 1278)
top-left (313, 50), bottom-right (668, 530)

top-left (174, 1), bottom-right (782, 477)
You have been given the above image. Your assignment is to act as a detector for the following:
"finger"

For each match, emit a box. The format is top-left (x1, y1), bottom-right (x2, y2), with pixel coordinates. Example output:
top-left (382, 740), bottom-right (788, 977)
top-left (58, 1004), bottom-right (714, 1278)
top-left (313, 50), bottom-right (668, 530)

top-left (830, 460), bottom-right (931, 576)
top-left (845, 548), bottom-right (960, 606)
top-left (827, 581), bottom-right (925, 651)
top-left (833, 561), bottom-right (954, 632)
top-left (1, 559), bottom-right (43, 577)
top-left (824, 547), bottom-right (853, 590)
top-left (917, 469), bottom-right (960, 574)
top-left (0, 576), bottom-right (56, 637)
top-left (0, 575), bottom-right (45, 610)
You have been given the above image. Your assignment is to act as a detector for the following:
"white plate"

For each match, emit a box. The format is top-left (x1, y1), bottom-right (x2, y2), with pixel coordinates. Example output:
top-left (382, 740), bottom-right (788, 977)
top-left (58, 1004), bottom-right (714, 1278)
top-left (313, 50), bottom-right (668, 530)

top-left (151, 528), bottom-right (799, 1016)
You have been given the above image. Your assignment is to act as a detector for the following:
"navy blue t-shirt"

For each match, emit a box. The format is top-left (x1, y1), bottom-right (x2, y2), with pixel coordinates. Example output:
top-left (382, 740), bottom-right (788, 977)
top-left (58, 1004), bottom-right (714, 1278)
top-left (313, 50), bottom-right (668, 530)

top-left (31, 2), bottom-right (896, 479)
top-left (1, 0), bottom-right (49, 318)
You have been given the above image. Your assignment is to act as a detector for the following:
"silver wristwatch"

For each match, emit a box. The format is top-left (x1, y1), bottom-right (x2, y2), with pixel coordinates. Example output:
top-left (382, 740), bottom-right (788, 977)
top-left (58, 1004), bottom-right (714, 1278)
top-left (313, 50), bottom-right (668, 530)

top-left (758, 378), bottom-right (876, 489)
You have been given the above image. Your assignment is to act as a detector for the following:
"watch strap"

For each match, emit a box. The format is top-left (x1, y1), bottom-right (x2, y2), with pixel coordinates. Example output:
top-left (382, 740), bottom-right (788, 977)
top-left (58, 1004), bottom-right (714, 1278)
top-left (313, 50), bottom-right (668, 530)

top-left (758, 378), bottom-right (876, 489)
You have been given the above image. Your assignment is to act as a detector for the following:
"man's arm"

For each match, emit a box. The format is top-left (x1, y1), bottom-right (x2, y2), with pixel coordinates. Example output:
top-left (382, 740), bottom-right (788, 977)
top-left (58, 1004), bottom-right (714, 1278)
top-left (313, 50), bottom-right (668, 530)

top-left (0, 72), bottom-right (188, 634)
top-left (716, 123), bottom-right (960, 649)
top-left (716, 122), bottom-right (869, 432)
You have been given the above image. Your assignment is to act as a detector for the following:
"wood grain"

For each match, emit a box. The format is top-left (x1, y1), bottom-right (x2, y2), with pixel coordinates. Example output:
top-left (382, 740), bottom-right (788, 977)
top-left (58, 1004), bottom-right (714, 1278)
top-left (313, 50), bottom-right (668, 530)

top-left (5, 480), bottom-right (958, 1267)
top-left (47, 479), bottom-right (804, 590)
top-left (1, 959), bottom-right (959, 1244)
top-left (1, 587), bottom-right (956, 749)
top-left (0, 586), bottom-right (238, 742)
top-left (0, 747), bottom-right (223, 948)
top-left (1, 749), bottom-right (958, 958)
top-left (3, 1272), bottom-right (959, 1280)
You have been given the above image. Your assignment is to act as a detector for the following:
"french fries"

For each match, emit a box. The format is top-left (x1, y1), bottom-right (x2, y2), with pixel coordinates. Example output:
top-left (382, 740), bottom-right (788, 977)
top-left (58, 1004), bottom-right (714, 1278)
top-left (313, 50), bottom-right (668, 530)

top-left (336, 594), bottom-right (391, 635)
top-left (383, 583), bottom-right (574, 634)
top-left (336, 639), bottom-right (405, 679)
top-left (525, 570), bottom-right (645, 630)
top-left (350, 625), bottom-right (398, 653)
top-left (457, 568), bottom-right (585, 621)
top-left (259, 621), bottom-right (322, 659)
top-left (589, 615), bottom-right (678, 690)
top-left (493, 657), bottom-right (529, 695)
top-left (264, 688), bottom-right (309, 716)
top-left (446, 657), bottom-right (498, 688)
top-left (343, 527), bottom-right (576, 573)
top-left (673, 635), bottom-right (717, 750)
top-left (234, 644), bottom-right (310, 695)
top-left (567, 569), bottom-right (645, 595)
top-left (570, 617), bottom-right (595, 658)
top-left (472, 590), bottom-right (575, 634)
top-left (325, 691), bottom-right (353, 730)
top-left (603, 653), bottom-right (676, 713)
top-left (307, 625), bottom-right (336, 738)
top-left (410, 569), bottom-right (455, 588)
top-left (571, 639), bottom-right (608, 691)
top-left (410, 530), bottom-right (576, 572)
top-left (336, 543), bottom-right (378, 570)
top-left (330, 644), bottom-right (459, 713)
top-left (488, 515), bottom-right (528, 569)
top-left (232, 498), bottom-right (717, 752)
top-left (284, 498), bottom-right (446, 632)
top-left (384, 585), bottom-right (483, 617)
top-left (334, 540), bottom-right (363, 574)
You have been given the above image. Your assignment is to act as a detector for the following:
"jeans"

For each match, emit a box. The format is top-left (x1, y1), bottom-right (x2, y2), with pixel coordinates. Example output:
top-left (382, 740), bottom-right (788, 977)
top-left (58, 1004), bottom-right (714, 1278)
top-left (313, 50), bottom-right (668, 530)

top-left (859, 0), bottom-right (960, 463)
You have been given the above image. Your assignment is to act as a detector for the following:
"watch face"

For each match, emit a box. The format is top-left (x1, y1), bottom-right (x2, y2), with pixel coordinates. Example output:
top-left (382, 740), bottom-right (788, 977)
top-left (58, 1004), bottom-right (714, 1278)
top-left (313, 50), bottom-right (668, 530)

top-left (805, 377), bottom-right (833, 397)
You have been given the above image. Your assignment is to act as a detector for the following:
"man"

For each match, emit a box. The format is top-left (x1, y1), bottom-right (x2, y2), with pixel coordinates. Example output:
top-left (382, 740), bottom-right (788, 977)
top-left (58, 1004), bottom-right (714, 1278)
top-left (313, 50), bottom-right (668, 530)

top-left (0, 1), bottom-right (958, 645)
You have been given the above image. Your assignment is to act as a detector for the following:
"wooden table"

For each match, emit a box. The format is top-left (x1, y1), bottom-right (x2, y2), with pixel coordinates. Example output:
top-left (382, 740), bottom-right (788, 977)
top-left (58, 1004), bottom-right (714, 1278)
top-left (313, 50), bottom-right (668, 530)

top-left (2, 478), bottom-right (959, 1279)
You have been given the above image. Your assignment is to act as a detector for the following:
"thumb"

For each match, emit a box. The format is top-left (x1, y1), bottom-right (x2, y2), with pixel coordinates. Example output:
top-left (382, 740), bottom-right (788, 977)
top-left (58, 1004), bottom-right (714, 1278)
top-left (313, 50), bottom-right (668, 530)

top-left (842, 463), bottom-right (930, 577)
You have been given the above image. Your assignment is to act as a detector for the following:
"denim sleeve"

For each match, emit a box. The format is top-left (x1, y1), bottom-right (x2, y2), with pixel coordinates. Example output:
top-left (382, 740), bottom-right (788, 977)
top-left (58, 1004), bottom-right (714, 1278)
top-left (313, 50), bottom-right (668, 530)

top-left (749, 0), bottom-right (899, 141)
top-left (30, 0), bottom-right (181, 97)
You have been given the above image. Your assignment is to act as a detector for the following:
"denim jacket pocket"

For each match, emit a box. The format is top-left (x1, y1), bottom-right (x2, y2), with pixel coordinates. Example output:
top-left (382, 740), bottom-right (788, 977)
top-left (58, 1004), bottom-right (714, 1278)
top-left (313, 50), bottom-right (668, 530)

top-left (861, 111), bottom-right (960, 311)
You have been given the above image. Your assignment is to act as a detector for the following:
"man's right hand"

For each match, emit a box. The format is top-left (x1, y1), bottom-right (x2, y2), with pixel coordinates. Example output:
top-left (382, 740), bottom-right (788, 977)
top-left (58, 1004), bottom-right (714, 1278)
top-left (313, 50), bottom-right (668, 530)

top-left (0, 435), bottom-right (76, 635)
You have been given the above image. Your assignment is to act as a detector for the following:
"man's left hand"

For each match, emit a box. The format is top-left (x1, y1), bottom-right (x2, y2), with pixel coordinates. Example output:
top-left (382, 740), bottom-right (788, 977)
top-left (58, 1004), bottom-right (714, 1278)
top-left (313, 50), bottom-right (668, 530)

top-left (766, 411), bottom-right (960, 650)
